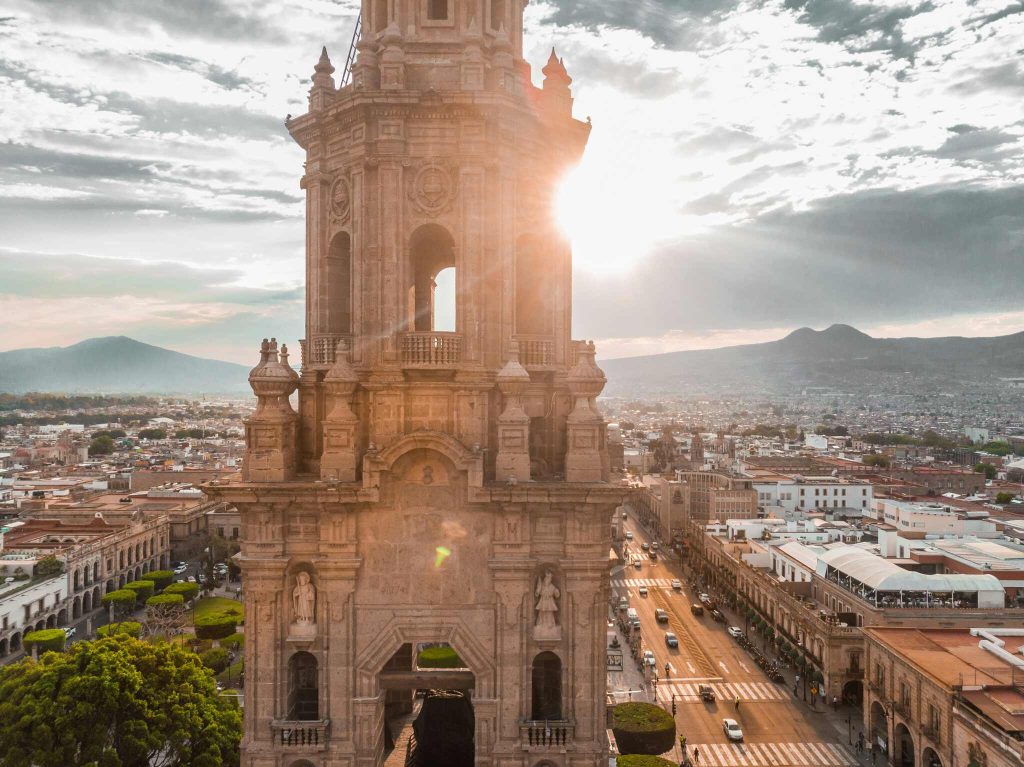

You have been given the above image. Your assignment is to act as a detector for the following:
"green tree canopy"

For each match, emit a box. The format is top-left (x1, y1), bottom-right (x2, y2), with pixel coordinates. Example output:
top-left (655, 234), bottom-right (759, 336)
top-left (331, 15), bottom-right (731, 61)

top-left (611, 703), bottom-right (676, 756)
top-left (147, 570), bottom-right (175, 591)
top-left (88, 435), bottom-right (115, 456)
top-left (164, 581), bottom-right (200, 601)
top-left (23, 629), bottom-right (66, 655)
top-left (96, 622), bottom-right (142, 639)
top-left (616, 757), bottom-right (677, 767)
top-left (124, 580), bottom-right (156, 602)
top-left (194, 613), bottom-right (238, 641)
top-left (863, 454), bottom-right (890, 468)
top-left (995, 492), bottom-right (1014, 504)
top-left (981, 441), bottom-right (1013, 456)
top-left (33, 555), bottom-right (64, 578)
top-left (0, 635), bottom-right (240, 767)
top-left (138, 428), bottom-right (167, 440)
top-left (974, 462), bottom-right (998, 480)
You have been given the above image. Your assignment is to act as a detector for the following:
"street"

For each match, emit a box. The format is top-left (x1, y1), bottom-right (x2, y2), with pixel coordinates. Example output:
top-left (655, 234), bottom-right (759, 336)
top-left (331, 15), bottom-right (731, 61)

top-left (612, 510), bottom-right (866, 767)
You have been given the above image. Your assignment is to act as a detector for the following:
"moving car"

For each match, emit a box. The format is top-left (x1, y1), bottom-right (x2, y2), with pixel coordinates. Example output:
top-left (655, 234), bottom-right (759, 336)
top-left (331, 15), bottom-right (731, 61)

top-left (643, 650), bottom-right (656, 667)
top-left (664, 631), bottom-right (678, 648)
top-left (650, 542), bottom-right (660, 551)
top-left (699, 684), bottom-right (715, 702)
top-left (671, 579), bottom-right (682, 590)
top-left (655, 609), bottom-right (669, 623)
top-left (618, 597), bottom-right (629, 612)
top-left (63, 627), bottom-right (76, 639)
top-left (723, 719), bottom-right (744, 742)
top-left (633, 559), bottom-right (642, 570)
top-left (727, 626), bottom-right (743, 638)
top-left (622, 512), bottom-right (628, 520)
top-left (710, 609), bottom-right (726, 623)
top-left (641, 542), bottom-right (649, 551)
top-left (690, 603), bottom-right (704, 616)
top-left (627, 608), bottom-right (639, 621)
top-left (638, 586), bottom-right (648, 597)
top-left (625, 532), bottom-right (634, 541)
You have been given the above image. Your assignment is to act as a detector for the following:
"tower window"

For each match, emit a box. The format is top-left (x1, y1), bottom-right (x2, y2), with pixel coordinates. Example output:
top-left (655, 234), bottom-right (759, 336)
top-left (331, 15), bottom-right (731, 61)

top-left (427, 0), bottom-right (449, 21)
top-left (489, 0), bottom-right (506, 30)
top-left (375, 0), bottom-right (388, 32)
top-left (408, 224), bottom-right (456, 332)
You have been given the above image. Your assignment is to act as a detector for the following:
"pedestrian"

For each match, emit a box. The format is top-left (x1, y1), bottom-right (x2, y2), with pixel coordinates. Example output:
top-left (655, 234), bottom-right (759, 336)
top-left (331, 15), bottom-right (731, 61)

top-left (693, 746), bottom-right (700, 764)
top-left (734, 696), bottom-right (740, 710)
top-left (832, 695), bottom-right (838, 710)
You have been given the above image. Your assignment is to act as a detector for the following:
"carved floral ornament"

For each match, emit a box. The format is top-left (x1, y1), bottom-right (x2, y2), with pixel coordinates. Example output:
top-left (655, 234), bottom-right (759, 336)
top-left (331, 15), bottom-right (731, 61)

top-left (331, 175), bottom-right (351, 222)
top-left (409, 161), bottom-right (457, 216)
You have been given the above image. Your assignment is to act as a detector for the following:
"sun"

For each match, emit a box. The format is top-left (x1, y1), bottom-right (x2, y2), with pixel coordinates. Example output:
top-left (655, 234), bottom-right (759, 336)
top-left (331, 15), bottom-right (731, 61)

top-left (555, 150), bottom-right (683, 275)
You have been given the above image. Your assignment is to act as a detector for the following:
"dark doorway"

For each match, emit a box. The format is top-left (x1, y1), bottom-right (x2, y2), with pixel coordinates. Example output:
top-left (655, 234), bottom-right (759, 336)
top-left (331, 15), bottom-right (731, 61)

top-left (287, 652), bottom-right (319, 721)
top-left (531, 651), bottom-right (563, 720)
top-left (409, 690), bottom-right (474, 767)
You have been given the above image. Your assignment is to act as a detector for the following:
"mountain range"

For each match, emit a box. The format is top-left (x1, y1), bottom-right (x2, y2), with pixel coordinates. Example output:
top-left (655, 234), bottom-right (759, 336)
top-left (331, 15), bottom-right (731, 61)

top-left (599, 324), bottom-right (1024, 394)
top-left (0, 326), bottom-right (1021, 396)
top-left (0, 337), bottom-right (250, 395)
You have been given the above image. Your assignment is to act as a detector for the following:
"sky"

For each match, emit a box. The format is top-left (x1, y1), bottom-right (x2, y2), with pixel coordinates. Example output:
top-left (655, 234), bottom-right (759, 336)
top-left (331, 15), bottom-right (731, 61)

top-left (0, 0), bottom-right (1022, 363)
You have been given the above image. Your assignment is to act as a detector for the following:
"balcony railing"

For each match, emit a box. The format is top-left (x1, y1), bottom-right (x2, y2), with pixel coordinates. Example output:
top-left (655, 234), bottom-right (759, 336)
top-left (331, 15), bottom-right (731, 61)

top-left (892, 700), bottom-right (910, 719)
top-left (270, 720), bottom-right (329, 750)
top-left (868, 679), bottom-right (885, 695)
top-left (401, 332), bottom-right (462, 368)
top-left (922, 725), bottom-right (940, 744)
top-left (845, 668), bottom-right (864, 679)
top-left (300, 334), bottom-right (352, 368)
top-left (521, 720), bottom-right (573, 749)
top-left (515, 335), bottom-right (554, 367)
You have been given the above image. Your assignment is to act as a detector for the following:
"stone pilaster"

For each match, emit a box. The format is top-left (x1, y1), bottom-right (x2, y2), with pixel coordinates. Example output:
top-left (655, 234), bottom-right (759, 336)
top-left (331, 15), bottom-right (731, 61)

top-left (564, 341), bottom-right (607, 483)
top-left (321, 340), bottom-right (360, 481)
top-left (244, 339), bottom-right (300, 483)
top-left (495, 343), bottom-right (531, 482)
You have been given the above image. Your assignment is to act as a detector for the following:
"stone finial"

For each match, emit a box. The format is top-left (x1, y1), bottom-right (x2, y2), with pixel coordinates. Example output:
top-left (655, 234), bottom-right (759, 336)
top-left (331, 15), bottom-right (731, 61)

top-left (494, 23), bottom-right (512, 51)
top-left (310, 46), bottom-right (336, 110)
top-left (314, 46), bottom-right (335, 77)
top-left (496, 340), bottom-right (530, 395)
top-left (567, 340), bottom-right (606, 401)
top-left (325, 338), bottom-right (357, 383)
top-left (542, 47), bottom-right (571, 85)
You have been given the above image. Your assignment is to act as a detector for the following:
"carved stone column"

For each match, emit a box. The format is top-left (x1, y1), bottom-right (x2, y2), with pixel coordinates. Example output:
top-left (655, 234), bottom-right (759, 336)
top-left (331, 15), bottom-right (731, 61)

top-left (244, 339), bottom-right (300, 482)
top-left (321, 340), bottom-right (360, 481)
top-left (495, 343), bottom-right (531, 482)
top-left (564, 341), bottom-right (607, 483)
top-left (491, 567), bottom-right (530, 746)
top-left (242, 561), bottom-right (287, 754)
top-left (319, 557), bottom-right (361, 751)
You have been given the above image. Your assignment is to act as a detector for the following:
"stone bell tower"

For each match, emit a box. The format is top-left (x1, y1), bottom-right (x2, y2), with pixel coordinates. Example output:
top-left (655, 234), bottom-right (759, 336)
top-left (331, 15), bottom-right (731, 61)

top-left (208, 2), bottom-right (622, 765)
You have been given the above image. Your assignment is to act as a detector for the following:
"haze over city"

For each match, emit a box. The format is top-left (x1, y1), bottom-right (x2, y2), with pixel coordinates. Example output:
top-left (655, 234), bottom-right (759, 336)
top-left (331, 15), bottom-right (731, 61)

top-left (2, 0), bottom-right (1023, 362)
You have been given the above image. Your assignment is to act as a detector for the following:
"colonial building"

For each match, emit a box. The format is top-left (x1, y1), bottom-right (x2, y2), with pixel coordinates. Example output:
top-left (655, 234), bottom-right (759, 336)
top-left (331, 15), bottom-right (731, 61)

top-left (207, 2), bottom-right (622, 765)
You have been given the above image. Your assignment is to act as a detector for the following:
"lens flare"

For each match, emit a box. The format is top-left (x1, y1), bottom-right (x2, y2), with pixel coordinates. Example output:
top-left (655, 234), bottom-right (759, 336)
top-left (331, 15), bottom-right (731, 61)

top-left (434, 546), bottom-right (451, 568)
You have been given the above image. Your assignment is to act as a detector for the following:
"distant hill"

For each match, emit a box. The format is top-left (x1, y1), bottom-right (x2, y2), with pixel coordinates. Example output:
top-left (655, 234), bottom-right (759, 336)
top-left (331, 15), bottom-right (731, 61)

top-left (599, 324), bottom-right (1024, 394)
top-left (0, 337), bottom-right (251, 395)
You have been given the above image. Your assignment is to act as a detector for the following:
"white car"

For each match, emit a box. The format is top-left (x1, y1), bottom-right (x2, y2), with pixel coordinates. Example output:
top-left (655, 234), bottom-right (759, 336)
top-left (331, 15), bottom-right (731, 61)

top-left (643, 650), bottom-right (657, 667)
top-left (728, 626), bottom-right (743, 638)
top-left (723, 718), bottom-right (743, 742)
top-left (638, 586), bottom-right (648, 597)
top-left (625, 532), bottom-right (634, 541)
top-left (63, 627), bottom-right (76, 638)
top-left (671, 580), bottom-right (682, 590)
top-left (187, 576), bottom-right (197, 583)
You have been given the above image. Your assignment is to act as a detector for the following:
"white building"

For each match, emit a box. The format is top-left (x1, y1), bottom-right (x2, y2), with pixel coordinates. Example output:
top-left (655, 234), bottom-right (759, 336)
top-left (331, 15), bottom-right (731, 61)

top-left (752, 474), bottom-right (873, 513)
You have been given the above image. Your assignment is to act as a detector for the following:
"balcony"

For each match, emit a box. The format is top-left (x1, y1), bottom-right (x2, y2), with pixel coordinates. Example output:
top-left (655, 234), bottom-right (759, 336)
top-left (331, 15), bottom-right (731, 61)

top-left (868, 680), bottom-right (885, 696)
top-left (845, 668), bottom-right (864, 679)
top-left (922, 725), bottom-right (940, 744)
top-left (515, 335), bottom-right (554, 367)
top-left (401, 332), bottom-right (462, 368)
top-left (270, 720), bottom-right (329, 750)
top-left (521, 720), bottom-right (574, 750)
top-left (892, 700), bottom-right (910, 719)
top-left (300, 334), bottom-right (352, 368)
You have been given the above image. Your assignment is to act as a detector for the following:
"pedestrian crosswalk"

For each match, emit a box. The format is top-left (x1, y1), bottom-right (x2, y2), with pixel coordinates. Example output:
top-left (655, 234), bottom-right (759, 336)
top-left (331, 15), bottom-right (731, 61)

top-left (612, 578), bottom-right (675, 588)
top-left (658, 680), bottom-right (786, 702)
top-left (684, 742), bottom-right (857, 767)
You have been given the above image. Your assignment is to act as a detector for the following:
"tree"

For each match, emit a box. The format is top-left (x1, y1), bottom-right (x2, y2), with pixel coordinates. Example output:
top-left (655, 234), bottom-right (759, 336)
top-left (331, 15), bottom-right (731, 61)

top-left (974, 462), bottom-right (998, 480)
top-left (611, 703), bottom-right (676, 756)
top-left (145, 594), bottom-right (187, 638)
top-left (863, 454), bottom-right (890, 468)
top-left (138, 428), bottom-right (167, 440)
top-left (995, 492), bottom-right (1014, 504)
top-left (164, 581), bottom-right (200, 601)
top-left (124, 580), bottom-right (155, 603)
top-left (0, 635), bottom-right (241, 767)
top-left (981, 441), bottom-right (1013, 456)
top-left (194, 613), bottom-right (238, 641)
top-left (34, 555), bottom-right (64, 578)
top-left (88, 435), bottom-right (114, 456)
top-left (101, 588), bottom-right (138, 620)
top-left (96, 622), bottom-right (142, 639)
top-left (147, 570), bottom-right (175, 591)
top-left (200, 648), bottom-right (230, 674)
top-left (23, 629), bottom-right (66, 655)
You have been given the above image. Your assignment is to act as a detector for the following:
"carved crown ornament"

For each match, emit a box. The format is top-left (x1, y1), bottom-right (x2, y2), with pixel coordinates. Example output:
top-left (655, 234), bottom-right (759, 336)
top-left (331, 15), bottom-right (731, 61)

top-left (330, 175), bottom-right (352, 223)
top-left (409, 161), bottom-right (458, 217)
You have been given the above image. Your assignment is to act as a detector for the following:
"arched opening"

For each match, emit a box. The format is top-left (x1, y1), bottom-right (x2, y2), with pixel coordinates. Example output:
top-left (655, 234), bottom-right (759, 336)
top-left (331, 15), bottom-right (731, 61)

top-left (93, 562), bottom-right (99, 580)
top-left (531, 651), bottom-right (563, 720)
top-left (83, 591), bottom-right (92, 613)
top-left (408, 224), bottom-right (456, 332)
top-left (9, 633), bottom-right (21, 653)
top-left (35, 620), bottom-right (45, 632)
top-left (57, 608), bottom-right (68, 626)
top-left (287, 652), bottom-right (319, 721)
top-left (326, 231), bottom-right (352, 335)
top-left (922, 747), bottom-right (942, 767)
top-left (870, 700), bottom-right (888, 755)
top-left (427, 0), bottom-right (449, 21)
top-left (46, 615), bottom-right (56, 629)
top-left (515, 236), bottom-right (551, 336)
top-left (73, 596), bottom-right (82, 620)
top-left (489, 0), bottom-right (506, 31)
top-left (894, 722), bottom-right (915, 767)
top-left (73, 569), bottom-right (81, 590)
top-left (843, 679), bottom-right (863, 707)
top-left (106, 579), bottom-right (115, 593)
top-left (0, 637), bottom-right (7, 656)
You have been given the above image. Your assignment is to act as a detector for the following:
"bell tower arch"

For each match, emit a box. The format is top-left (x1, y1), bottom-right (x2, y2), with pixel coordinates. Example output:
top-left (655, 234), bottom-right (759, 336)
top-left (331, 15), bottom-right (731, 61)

top-left (209, 3), bottom-right (623, 765)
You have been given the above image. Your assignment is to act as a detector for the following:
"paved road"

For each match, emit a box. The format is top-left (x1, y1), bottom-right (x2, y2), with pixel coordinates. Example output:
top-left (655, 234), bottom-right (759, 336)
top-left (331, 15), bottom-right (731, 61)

top-left (613, 512), bottom-right (864, 766)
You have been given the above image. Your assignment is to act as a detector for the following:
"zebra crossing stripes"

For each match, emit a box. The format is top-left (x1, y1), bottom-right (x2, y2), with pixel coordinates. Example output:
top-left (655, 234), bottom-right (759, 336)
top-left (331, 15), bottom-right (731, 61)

top-left (612, 578), bottom-right (673, 588)
top-left (659, 681), bottom-right (785, 702)
top-left (686, 742), bottom-right (858, 767)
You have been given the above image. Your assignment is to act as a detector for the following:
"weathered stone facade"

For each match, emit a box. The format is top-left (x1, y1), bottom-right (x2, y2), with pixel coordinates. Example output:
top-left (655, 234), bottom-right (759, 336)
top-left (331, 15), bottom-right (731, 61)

top-left (207, 2), bottom-right (622, 765)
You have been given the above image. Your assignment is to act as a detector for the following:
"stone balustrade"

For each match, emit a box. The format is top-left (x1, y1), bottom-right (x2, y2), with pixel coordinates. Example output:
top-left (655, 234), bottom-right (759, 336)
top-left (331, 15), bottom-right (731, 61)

top-left (300, 334), bottom-right (352, 367)
top-left (520, 720), bottom-right (573, 749)
top-left (514, 335), bottom-right (555, 367)
top-left (270, 720), bottom-right (329, 750)
top-left (401, 332), bottom-right (462, 367)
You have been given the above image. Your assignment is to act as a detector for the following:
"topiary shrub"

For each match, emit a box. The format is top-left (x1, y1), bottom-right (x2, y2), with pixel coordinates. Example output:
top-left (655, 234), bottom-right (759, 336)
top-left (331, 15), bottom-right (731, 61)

top-left (195, 613), bottom-right (238, 641)
top-left (617, 756), bottom-right (677, 767)
top-left (147, 570), bottom-right (175, 591)
top-left (200, 647), bottom-right (230, 674)
top-left (417, 646), bottom-right (465, 669)
top-left (611, 703), bottom-right (676, 756)
top-left (23, 628), bottom-right (66, 654)
top-left (146, 593), bottom-right (185, 608)
top-left (221, 632), bottom-right (245, 651)
top-left (97, 621), bottom-right (142, 638)
top-left (124, 580), bottom-right (156, 602)
top-left (164, 581), bottom-right (200, 601)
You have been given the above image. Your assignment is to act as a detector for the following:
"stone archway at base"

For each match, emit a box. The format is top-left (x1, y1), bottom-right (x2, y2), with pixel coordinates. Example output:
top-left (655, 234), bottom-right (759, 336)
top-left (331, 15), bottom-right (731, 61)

top-left (843, 679), bottom-right (863, 707)
top-left (922, 746), bottom-right (942, 767)
top-left (870, 701), bottom-right (889, 755)
top-left (894, 722), bottom-right (915, 767)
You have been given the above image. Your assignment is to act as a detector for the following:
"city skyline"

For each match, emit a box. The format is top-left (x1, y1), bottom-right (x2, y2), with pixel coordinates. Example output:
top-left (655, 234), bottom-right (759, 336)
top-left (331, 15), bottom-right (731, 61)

top-left (1, 0), bottom-right (1023, 363)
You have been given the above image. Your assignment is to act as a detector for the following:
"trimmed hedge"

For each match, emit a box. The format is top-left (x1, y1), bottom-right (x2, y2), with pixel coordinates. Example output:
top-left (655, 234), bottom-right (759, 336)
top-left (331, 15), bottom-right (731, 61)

top-left (146, 593), bottom-right (185, 607)
top-left (102, 589), bottom-right (138, 607)
top-left (23, 628), bottom-right (66, 654)
top-left (97, 622), bottom-right (142, 638)
top-left (164, 581), bottom-right (200, 601)
top-left (147, 570), bottom-right (175, 591)
top-left (617, 757), bottom-right (677, 767)
top-left (195, 612), bottom-right (238, 641)
top-left (124, 580), bottom-right (156, 602)
top-left (221, 632), bottom-right (245, 651)
top-left (417, 646), bottom-right (465, 669)
top-left (611, 703), bottom-right (676, 756)
top-left (200, 647), bottom-right (230, 674)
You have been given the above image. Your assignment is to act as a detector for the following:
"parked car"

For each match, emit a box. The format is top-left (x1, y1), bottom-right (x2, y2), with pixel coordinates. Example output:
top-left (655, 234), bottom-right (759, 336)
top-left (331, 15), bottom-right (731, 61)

top-left (622, 512), bottom-right (628, 520)
top-left (710, 609), bottom-right (726, 623)
top-left (643, 650), bottom-right (656, 667)
top-left (664, 631), bottom-right (678, 648)
top-left (618, 597), bottom-right (629, 612)
top-left (699, 593), bottom-right (709, 602)
top-left (723, 719), bottom-right (744, 742)
top-left (187, 576), bottom-right (197, 583)
top-left (641, 542), bottom-right (649, 551)
top-left (699, 684), bottom-right (715, 702)
top-left (630, 619), bottom-right (641, 632)
top-left (633, 559), bottom-right (642, 570)
top-left (727, 626), bottom-right (743, 638)
top-left (690, 603), bottom-right (704, 616)
top-left (671, 579), bottom-right (682, 590)
top-left (625, 532), bottom-right (634, 541)
top-left (63, 627), bottom-right (76, 639)
top-left (638, 586), bottom-right (648, 597)
top-left (655, 609), bottom-right (669, 623)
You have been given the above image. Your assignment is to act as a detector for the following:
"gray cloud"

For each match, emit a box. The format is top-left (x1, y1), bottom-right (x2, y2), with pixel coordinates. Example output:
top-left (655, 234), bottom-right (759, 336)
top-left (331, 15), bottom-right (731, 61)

top-left (782, 0), bottom-right (934, 61)
top-left (930, 124), bottom-right (1020, 161)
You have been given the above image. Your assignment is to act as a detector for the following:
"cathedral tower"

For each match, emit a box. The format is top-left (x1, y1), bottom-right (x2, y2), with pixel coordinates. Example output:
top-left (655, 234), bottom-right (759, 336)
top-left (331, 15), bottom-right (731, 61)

top-left (209, 2), bottom-right (622, 765)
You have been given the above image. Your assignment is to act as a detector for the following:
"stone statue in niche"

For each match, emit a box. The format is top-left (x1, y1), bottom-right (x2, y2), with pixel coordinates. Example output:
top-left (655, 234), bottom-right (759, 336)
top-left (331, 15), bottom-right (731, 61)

top-left (291, 572), bottom-right (316, 635)
top-left (533, 568), bottom-right (561, 641)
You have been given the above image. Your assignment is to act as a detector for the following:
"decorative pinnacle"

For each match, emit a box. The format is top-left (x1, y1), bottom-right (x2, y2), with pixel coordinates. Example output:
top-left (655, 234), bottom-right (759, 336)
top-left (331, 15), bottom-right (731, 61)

top-left (315, 46), bottom-right (335, 75)
top-left (542, 47), bottom-right (571, 85)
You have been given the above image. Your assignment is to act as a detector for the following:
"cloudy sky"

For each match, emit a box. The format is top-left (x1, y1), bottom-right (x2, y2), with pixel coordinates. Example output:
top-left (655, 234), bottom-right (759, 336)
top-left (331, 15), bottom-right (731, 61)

top-left (1, 0), bottom-right (1022, 363)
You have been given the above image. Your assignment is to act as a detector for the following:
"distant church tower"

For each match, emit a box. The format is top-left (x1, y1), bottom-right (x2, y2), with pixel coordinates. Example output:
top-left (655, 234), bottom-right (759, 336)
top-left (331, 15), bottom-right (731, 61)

top-left (209, 2), bottom-right (621, 765)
